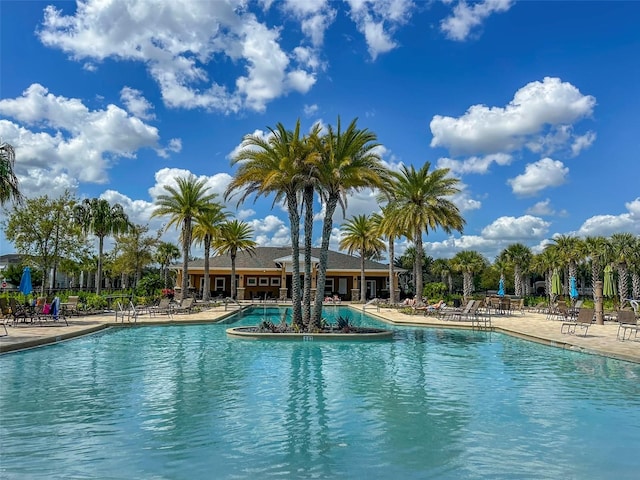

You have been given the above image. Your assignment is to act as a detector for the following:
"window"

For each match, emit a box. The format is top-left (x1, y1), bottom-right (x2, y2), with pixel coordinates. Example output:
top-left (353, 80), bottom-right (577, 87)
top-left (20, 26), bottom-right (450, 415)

top-left (324, 278), bottom-right (334, 293)
top-left (247, 277), bottom-right (257, 287)
top-left (271, 277), bottom-right (280, 286)
top-left (215, 277), bottom-right (225, 291)
top-left (259, 277), bottom-right (269, 286)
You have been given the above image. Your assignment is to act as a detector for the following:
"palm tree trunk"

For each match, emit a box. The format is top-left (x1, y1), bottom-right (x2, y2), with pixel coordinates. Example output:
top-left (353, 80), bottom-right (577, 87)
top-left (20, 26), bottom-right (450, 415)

top-left (414, 230), bottom-right (424, 305)
top-left (463, 272), bottom-right (472, 300)
top-left (591, 260), bottom-right (600, 301)
top-left (618, 264), bottom-right (628, 304)
top-left (360, 254), bottom-right (366, 302)
top-left (632, 272), bottom-right (640, 300)
top-left (97, 236), bottom-right (104, 295)
top-left (230, 252), bottom-right (237, 300)
top-left (181, 219), bottom-right (191, 298)
top-left (312, 197), bottom-right (339, 328)
top-left (388, 237), bottom-right (396, 304)
top-left (287, 196), bottom-right (303, 327)
top-left (203, 237), bottom-right (211, 301)
top-left (447, 273), bottom-right (453, 294)
top-left (514, 266), bottom-right (522, 297)
top-left (302, 186), bottom-right (314, 326)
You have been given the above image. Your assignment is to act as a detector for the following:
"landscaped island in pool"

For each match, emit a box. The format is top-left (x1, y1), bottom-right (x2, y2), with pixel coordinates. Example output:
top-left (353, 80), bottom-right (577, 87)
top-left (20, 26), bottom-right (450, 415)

top-left (1, 308), bottom-right (639, 479)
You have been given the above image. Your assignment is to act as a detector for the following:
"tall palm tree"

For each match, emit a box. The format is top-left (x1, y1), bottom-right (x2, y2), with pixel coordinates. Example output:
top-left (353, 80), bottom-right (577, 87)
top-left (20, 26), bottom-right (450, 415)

top-left (550, 234), bottom-right (584, 295)
top-left (372, 206), bottom-right (407, 304)
top-left (610, 232), bottom-right (637, 304)
top-left (450, 250), bottom-right (486, 301)
top-left (0, 142), bottom-right (22, 205)
top-left (152, 175), bottom-right (219, 298)
top-left (499, 243), bottom-right (532, 297)
top-left (629, 237), bottom-right (640, 300)
top-left (339, 215), bottom-right (386, 302)
top-left (584, 236), bottom-right (612, 300)
top-left (532, 246), bottom-right (560, 300)
top-left (227, 122), bottom-right (309, 326)
top-left (192, 202), bottom-right (229, 301)
top-left (73, 198), bottom-right (132, 294)
top-left (387, 162), bottom-right (465, 304)
top-left (310, 118), bottom-right (391, 326)
top-left (213, 220), bottom-right (257, 300)
top-left (156, 241), bottom-right (180, 288)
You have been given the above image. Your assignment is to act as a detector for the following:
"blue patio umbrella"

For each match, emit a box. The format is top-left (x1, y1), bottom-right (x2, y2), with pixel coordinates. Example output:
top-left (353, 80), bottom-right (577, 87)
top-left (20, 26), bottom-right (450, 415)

top-left (497, 278), bottom-right (505, 297)
top-left (569, 276), bottom-right (579, 299)
top-left (19, 267), bottom-right (32, 295)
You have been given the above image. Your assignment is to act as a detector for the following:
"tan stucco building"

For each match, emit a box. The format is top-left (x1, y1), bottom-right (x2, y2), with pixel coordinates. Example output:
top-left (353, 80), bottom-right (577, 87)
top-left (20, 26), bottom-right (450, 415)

top-left (173, 246), bottom-right (401, 301)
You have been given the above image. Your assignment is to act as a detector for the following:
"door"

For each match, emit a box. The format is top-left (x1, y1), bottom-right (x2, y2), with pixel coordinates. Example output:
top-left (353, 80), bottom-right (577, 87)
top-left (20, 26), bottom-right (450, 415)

top-left (338, 278), bottom-right (347, 295)
top-left (366, 280), bottom-right (376, 300)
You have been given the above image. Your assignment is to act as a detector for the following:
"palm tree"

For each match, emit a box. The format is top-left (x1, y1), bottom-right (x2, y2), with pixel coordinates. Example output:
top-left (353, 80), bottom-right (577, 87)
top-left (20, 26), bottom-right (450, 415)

top-left (372, 206), bottom-right (407, 304)
top-left (156, 241), bottom-right (180, 288)
top-left (584, 236), bottom-right (612, 300)
top-left (387, 162), bottom-right (465, 304)
top-left (192, 202), bottom-right (229, 301)
top-left (499, 243), bottom-right (532, 297)
top-left (339, 215), bottom-right (385, 302)
top-left (227, 122), bottom-right (309, 326)
top-left (550, 234), bottom-right (585, 296)
top-left (610, 232), bottom-right (637, 304)
top-left (213, 220), bottom-right (257, 300)
top-left (532, 246), bottom-right (560, 300)
top-left (310, 118), bottom-right (391, 326)
top-left (152, 175), bottom-right (219, 298)
top-left (73, 198), bottom-right (132, 294)
top-left (431, 258), bottom-right (453, 294)
top-left (629, 237), bottom-right (640, 300)
top-left (450, 250), bottom-right (486, 301)
top-left (0, 142), bottom-right (22, 205)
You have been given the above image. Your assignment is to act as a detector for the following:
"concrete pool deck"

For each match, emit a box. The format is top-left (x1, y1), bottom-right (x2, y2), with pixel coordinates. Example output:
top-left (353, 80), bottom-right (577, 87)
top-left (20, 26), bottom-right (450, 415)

top-left (1, 303), bottom-right (638, 363)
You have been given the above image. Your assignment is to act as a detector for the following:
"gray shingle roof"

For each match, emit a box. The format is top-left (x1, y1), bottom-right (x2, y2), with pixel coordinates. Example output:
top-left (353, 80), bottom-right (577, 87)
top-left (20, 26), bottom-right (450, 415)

top-left (184, 247), bottom-right (395, 271)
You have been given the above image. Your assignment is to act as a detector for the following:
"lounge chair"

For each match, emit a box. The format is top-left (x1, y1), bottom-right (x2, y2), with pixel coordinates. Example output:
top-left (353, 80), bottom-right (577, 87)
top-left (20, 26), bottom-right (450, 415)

top-left (115, 301), bottom-right (143, 323)
top-left (173, 297), bottom-right (195, 314)
top-left (414, 300), bottom-right (445, 316)
top-left (8, 298), bottom-right (33, 324)
top-left (561, 308), bottom-right (594, 336)
top-left (36, 297), bottom-right (69, 326)
top-left (62, 296), bottom-right (80, 316)
top-left (149, 297), bottom-right (173, 318)
top-left (616, 310), bottom-right (638, 341)
top-left (444, 299), bottom-right (475, 321)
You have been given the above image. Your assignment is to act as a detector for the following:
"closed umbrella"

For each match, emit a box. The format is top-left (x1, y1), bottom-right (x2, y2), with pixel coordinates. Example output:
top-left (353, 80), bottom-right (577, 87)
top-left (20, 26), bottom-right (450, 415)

top-left (497, 277), bottom-right (505, 297)
top-left (19, 267), bottom-right (32, 295)
top-left (551, 269), bottom-right (562, 297)
top-left (569, 276), bottom-right (579, 299)
top-left (603, 265), bottom-right (616, 298)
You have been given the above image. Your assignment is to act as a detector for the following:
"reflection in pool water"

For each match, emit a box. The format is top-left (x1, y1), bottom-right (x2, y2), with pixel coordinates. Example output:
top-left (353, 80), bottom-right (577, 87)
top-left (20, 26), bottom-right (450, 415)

top-left (1, 307), bottom-right (639, 479)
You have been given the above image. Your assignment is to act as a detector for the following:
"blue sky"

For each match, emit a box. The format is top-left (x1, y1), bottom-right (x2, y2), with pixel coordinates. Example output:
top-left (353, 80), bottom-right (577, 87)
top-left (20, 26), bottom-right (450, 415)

top-left (1, 0), bottom-right (639, 262)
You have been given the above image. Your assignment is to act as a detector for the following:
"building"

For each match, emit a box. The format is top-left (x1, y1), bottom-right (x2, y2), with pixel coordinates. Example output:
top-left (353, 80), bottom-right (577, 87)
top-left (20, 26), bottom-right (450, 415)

top-left (172, 246), bottom-right (402, 301)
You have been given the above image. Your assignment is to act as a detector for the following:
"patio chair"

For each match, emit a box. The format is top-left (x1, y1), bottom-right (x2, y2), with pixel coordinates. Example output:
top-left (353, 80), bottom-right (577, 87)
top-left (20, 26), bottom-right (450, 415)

top-left (173, 297), bottom-right (195, 314)
top-left (62, 296), bottom-right (80, 316)
top-left (115, 301), bottom-right (141, 323)
top-left (8, 298), bottom-right (33, 324)
top-left (561, 308), bottom-right (594, 336)
top-left (445, 300), bottom-right (476, 321)
top-left (616, 310), bottom-right (638, 341)
top-left (36, 297), bottom-right (69, 326)
top-left (149, 297), bottom-right (173, 318)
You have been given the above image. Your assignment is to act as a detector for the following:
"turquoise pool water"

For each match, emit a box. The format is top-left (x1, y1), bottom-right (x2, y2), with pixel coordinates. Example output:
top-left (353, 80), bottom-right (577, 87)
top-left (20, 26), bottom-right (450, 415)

top-left (1, 306), bottom-right (639, 479)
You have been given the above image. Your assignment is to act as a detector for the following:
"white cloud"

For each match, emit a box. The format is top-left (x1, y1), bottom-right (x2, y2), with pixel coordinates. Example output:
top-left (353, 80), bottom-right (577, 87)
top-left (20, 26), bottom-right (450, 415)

top-left (304, 104), bottom-right (319, 116)
top-left (345, 0), bottom-right (414, 60)
top-left (507, 157), bottom-right (568, 196)
top-left (571, 131), bottom-right (596, 156)
top-left (0, 84), bottom-right (169, 197)
top-left (282, 0), bottom-right (336, 47)
top-left (248, 215), bottom-right (291, 246)
top-left (436, 153), bottom-right (512, 175)
top-left (481, 215), bottom-right (551, 240)
top-left (441, 0), bottom-right (513, 41)
top-left (38, 0), bottom-right (319, 113)
top-left (430, 77), bottom-right (596, 156)
top-left (120, 86), bottom-right (155, 120)
top-left (575, 197), bottom-right (640, 237)
top-left (226, 128), bottom-right (273, 161)
top-left (525, 198), bottom-right (568, 217)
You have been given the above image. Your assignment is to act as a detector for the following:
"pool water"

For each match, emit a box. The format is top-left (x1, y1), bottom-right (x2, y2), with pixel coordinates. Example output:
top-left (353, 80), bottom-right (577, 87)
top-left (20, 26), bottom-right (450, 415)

top-left (1, 307), bottom-right (639, 479)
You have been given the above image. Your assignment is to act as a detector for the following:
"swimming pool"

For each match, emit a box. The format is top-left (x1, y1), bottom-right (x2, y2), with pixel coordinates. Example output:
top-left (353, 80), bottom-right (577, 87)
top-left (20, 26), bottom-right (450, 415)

top-left (1, 307), bottom-right (639, 479)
